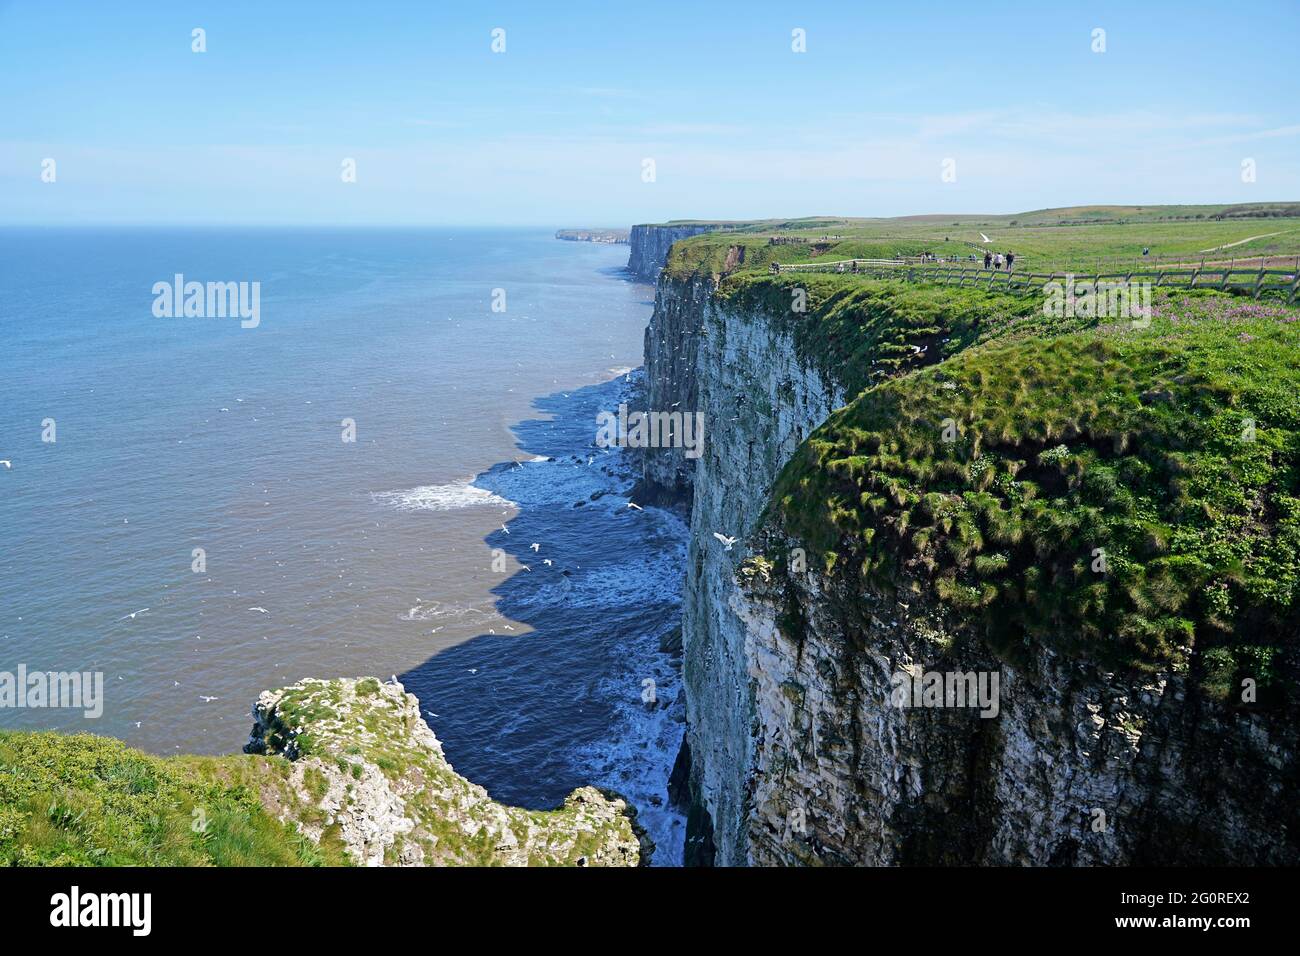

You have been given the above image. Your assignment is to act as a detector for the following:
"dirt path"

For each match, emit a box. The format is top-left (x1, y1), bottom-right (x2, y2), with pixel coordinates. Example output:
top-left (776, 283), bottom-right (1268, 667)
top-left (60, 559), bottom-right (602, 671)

top-left (1200, 230), bottom-right (1291, 253)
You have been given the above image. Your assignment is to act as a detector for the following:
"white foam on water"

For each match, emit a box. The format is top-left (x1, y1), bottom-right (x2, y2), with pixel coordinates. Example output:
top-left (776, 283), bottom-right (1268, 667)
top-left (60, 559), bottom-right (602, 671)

top-left (572, 622), bottom-right (687, 867)
top-left (401, 599), bottom-right (506, 626)
top-left (372, 480), bottom-right (515, 512)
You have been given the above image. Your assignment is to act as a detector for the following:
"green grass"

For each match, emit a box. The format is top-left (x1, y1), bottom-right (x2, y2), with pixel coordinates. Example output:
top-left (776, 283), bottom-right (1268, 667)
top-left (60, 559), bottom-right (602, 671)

top-left (656, 204), bottom-right (1300, 281)
top-left (0, 731), bottom-right (344, 866)
top-left (716, 273), bottom-right (1088, 397)
top-left (765, 291), bottom-right (1300, 687)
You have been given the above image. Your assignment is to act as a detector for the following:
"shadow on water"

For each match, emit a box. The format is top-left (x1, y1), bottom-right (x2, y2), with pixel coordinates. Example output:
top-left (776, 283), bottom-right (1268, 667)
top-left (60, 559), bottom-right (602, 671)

top-left (397, 375), bottom-right (686, 818)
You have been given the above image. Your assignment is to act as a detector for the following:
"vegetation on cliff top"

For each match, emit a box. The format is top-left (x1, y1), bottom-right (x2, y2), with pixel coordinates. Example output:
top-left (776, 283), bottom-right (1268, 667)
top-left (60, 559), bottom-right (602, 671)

top-left (0, 730), bottom-right (340, 866)
top-left (654, 204), bottom-right (1300, 281)
top-left (1, 678), bottom-right (647, 867)
top-left (716, 273), bottom-right (1083, 396)
top-left (766, 292), bottom-right (1300, 682)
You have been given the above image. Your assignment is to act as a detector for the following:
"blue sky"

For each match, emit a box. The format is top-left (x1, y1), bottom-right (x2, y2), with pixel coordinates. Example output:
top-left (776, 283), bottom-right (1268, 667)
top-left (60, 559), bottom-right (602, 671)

top-left (2, 0), bottom-right (1298, 225)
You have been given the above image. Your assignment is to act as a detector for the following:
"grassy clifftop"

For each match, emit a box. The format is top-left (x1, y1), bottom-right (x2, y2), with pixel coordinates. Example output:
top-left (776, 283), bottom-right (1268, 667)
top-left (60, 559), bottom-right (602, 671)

top-left (0, 730), bottom-right (334, 866)
top-left (715, 273), bottom-right (1079, 396)
top-left (1, 678), bottom-right (648, 867)
top-left (653, 203), bottom-right (1300, 280)
top-left (764, 291), bottom-right (1300, 684)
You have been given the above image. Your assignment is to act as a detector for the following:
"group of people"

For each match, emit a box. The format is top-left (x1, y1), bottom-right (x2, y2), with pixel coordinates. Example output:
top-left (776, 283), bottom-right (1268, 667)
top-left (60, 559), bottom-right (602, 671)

top-left (983, 250), bottom-right (1015, 271)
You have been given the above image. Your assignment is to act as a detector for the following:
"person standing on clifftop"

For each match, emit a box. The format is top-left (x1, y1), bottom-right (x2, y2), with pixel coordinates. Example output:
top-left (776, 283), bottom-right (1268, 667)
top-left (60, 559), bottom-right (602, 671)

top-left (984, 250), bottom-right (992, 269)
top-left (1006, 252), bottom-right (1015, 271)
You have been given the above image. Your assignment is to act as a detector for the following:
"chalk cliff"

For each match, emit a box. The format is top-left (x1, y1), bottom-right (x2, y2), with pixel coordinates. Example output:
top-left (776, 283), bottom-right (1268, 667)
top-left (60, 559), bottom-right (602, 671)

top-left (641, 246), bottom-right (1300, 866)
top-left (627, 223), bottom-right (724, 280)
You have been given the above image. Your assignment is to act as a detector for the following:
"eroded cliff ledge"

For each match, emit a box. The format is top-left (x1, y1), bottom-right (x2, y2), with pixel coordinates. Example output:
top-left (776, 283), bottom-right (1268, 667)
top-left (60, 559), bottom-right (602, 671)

top-left (642, 240), bottom-right (1300, 866)
top-left (245, 677), bottom-right (651, 866)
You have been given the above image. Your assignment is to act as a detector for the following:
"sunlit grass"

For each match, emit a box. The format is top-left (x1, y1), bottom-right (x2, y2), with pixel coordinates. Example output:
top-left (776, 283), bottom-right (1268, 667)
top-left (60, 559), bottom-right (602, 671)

top-left (765, 289), bottom-right (1300, 689)
top-left (0, 731), bottom-right (344, 866)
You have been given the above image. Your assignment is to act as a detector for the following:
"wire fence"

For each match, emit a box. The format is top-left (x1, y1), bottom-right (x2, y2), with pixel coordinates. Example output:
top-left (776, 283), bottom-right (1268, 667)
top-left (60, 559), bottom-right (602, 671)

top-left (772, 257), bottom-right (1300, 302)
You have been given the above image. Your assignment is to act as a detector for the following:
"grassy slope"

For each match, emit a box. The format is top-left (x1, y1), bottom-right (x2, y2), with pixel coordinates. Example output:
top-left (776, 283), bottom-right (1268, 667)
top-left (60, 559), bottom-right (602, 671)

top-left (717, 273), bottom-right (1073, 397)
top-left (764, 290), bottom-right (1300, 689)
top-left (0, 730), bottom-right (342, 866)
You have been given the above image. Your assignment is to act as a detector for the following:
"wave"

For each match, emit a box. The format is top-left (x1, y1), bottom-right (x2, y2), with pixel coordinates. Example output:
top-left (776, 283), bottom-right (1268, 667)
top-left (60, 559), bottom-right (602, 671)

top-left (372, 480), bottom-right (515, 512)
top-left (401, 599), bottom-right (507, 627)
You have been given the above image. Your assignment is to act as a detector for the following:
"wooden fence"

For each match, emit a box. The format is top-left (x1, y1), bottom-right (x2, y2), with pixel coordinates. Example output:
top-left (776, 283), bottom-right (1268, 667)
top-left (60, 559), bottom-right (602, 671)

top-left (772, 258), bottom-right (1300, 303)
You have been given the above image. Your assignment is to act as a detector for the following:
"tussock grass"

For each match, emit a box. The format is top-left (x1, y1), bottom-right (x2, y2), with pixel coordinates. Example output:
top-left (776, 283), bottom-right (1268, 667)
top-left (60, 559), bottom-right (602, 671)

top-left (0, 731), bottom-right (342, 866)
top-left (768, 291), bottom-right (1300, 682)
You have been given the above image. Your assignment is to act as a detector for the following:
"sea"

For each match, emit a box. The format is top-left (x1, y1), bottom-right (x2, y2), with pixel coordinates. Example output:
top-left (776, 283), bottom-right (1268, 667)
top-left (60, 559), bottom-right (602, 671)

top-left (0, 227), bottom-right (688, 865)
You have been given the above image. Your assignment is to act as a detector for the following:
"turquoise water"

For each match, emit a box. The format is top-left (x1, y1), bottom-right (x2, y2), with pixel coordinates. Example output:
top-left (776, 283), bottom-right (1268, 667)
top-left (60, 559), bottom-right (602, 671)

top-left (0, 227), bottom-right (686, 862)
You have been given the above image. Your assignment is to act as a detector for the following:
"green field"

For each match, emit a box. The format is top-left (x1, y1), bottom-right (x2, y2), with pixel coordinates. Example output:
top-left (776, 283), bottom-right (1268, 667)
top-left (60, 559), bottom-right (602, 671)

top-left (662, 202), bottom-right (1300, 279)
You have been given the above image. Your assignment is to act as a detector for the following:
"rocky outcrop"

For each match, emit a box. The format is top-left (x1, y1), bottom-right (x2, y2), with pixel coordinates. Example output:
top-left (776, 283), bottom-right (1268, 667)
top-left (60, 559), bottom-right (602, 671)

top-left (627, 223), bottom-right (720, 280)
top-left (246, 677), bottom-right (649, 866)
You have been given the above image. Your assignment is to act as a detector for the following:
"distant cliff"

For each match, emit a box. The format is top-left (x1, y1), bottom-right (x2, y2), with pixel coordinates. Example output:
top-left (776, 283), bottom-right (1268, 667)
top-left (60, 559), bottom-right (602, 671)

top-left (556, 228), bottom-right (629, 244)
top-left (627, 223), bottom-right (724, 280)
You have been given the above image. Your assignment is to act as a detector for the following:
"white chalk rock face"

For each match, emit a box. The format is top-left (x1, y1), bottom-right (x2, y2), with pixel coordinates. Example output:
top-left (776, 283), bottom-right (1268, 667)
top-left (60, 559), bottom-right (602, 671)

top-left (246, 677), bottom-right (650, 867)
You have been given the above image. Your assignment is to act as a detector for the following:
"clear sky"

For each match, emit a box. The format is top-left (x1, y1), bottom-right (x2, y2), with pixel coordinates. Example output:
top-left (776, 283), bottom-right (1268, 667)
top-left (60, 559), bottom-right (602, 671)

top-left (2, 0), bottom-right (1298, 226)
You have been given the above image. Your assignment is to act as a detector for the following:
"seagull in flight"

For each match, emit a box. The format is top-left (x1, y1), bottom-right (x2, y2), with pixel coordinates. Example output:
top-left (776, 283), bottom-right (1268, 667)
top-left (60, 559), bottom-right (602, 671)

top-left (0, 460), bottom-right (11, 469)
top-left (529, 542), bottom-right (540, 552)
top-left (120, 608), bottom-right (150, 621)
top-left (424, 710), bottom-right (440, 719)
top-left (713, 533), bottom-right (738, 551)
top-left (980, 232), bottom-right (993, 244)
top-left (247, 606), bottom-right (269, 613)
top-left (626, 501), bottom-right (643, 511)
top-left (199, 695), bottom-right (219, 702)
